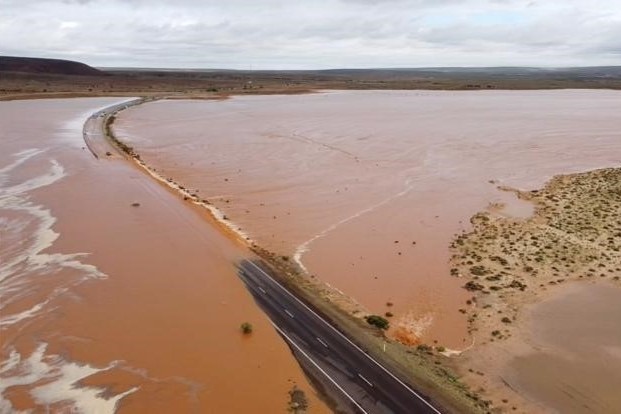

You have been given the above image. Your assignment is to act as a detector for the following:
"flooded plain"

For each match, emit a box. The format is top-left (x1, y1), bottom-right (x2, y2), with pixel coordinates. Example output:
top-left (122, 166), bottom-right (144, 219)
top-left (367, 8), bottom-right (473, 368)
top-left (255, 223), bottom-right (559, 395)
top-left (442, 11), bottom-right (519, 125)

top-left (505, 282), bottom-right (621, 413)
top-left (116, 90), bottom-right (621, 348)
top-left (0, 99), bottom-right (329, 413)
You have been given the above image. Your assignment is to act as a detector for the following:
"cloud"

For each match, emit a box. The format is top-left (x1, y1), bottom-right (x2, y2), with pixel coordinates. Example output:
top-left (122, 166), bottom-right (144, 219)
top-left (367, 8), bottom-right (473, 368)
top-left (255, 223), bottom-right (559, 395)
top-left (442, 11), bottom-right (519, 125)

top-left (0, 0), bottom-right (619, 68)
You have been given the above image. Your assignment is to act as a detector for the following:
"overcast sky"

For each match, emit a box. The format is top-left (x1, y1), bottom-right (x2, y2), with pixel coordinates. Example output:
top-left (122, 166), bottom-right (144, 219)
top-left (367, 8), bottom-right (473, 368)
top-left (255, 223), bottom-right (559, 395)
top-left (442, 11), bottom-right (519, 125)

top-left (1, 0), bottom-right (620, 69)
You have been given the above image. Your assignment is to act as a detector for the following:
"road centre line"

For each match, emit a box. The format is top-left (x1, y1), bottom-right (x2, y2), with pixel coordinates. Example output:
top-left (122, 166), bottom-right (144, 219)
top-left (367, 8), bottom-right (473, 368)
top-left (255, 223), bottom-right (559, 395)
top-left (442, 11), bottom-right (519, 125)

top-left (246, 260), bottom-right (442, 414)
top-left (271, 322), bottom-right (369, 414)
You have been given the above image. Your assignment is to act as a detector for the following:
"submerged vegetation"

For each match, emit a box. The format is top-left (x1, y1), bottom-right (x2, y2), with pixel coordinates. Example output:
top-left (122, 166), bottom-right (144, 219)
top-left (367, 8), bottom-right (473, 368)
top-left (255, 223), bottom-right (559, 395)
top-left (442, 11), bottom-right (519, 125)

top-left (365, 314), bottom-right (390, 330)
top-left (240, 322), bottom-right (253, 334)
top-left (287, 386), bottom-right (309, 413)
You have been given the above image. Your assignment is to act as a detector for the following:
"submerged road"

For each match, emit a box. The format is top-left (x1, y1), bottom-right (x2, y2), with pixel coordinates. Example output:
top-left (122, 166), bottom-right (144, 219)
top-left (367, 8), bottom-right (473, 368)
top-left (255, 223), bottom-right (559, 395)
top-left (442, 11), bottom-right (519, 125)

top-left (238, 259), bottom-right (442, 414)
top-left (82, 98), bottom-right (146, 159)
top-left (83, 100), bottom-right (443, 413)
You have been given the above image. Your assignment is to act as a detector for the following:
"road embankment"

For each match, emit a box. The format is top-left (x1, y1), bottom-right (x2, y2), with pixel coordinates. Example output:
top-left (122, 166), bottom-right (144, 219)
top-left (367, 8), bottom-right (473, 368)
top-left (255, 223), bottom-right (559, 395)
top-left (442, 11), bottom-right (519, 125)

top-left (95, 98), bottom-right (489, 414)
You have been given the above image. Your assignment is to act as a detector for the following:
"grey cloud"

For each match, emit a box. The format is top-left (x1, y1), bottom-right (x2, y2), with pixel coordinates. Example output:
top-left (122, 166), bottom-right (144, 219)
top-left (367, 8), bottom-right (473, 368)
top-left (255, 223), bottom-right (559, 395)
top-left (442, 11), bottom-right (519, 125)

top-left (0, 0), bottom-right (619, 68)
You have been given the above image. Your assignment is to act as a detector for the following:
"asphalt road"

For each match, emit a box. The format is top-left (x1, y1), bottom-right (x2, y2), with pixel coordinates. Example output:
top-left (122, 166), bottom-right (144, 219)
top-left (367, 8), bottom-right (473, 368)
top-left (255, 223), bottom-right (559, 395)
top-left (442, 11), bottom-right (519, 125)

top-left (238, 259), bottom-right (443, 414)
top-left (83, 100), bottom-right (444, 413)
top-left (82, 98), bottom-right (145, 158)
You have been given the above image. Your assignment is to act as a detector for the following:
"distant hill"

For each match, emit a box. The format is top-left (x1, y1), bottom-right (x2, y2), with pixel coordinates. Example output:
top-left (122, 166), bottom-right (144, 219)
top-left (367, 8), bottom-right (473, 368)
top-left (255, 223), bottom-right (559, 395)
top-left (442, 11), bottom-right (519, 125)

top-left (93, 65), bottom-right (621, 94)
top-left (2, 57), bottom-right (620, 97)
top-left (0, 56), bottom-right (104, 76)
top-left (304, 66), bottom-right (621, 80)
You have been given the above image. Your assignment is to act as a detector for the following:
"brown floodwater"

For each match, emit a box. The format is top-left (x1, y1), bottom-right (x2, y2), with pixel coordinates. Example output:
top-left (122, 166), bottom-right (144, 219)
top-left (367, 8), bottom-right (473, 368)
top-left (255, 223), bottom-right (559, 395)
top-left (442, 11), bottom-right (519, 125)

top-left (505, 283), bottom-right (621, 413)
top-left (0, 98), bottom-right (330, 413)
top-left (116, 90), bottom-right (621, 349)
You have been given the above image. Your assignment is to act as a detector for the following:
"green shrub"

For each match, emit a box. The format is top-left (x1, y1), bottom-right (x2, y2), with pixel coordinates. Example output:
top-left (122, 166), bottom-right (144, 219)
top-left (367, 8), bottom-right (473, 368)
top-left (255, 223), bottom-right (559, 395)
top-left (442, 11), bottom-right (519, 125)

top-left (365, 315), bottom-right (390, 330)
top-left (240, 322), bottom-right (253, 334)
top-left (470, 265), bottom-right (488, 276)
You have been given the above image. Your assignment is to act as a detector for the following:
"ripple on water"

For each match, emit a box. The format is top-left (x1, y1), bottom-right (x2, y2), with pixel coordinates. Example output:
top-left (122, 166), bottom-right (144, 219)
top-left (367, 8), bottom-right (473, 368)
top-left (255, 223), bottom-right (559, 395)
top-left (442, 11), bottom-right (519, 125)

top-left (0, 343), bottom-right (137, 413)
top-left (0, 149), bottom-right (134, 413)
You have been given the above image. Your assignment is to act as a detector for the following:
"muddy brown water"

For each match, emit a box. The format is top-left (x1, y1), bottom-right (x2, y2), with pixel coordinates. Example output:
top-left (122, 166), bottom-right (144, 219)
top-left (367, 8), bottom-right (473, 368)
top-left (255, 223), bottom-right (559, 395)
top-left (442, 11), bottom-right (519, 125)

top-left (0, 98), bottom-right (329, 413)
top-left (505, 283), bottom-right (621, 413)
top-left (116, 90), bottom-right (621, 349)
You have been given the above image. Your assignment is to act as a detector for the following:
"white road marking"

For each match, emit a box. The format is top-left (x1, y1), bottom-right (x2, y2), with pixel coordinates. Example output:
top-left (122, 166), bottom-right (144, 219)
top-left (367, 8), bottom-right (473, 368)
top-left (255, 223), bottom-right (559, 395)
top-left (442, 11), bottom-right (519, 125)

top-left (245, 260), bottom-right (442, 414)
top-left (358, 373), bottom-right (374, 387)
top-left (316, 337), bottom-right (329, 348)
top-left (258, 287), bottom-right (267, 294)
top-left (271, 323), bottom-right (369, 414)
top-left (284, 309), bottom-right (294, 318)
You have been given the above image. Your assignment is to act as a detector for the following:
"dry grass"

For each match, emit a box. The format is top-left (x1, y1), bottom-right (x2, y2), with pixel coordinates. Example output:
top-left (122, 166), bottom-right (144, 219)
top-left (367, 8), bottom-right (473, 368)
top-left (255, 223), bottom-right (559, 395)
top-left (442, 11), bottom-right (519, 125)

top-left (2, 68), bottom-right (621, 101)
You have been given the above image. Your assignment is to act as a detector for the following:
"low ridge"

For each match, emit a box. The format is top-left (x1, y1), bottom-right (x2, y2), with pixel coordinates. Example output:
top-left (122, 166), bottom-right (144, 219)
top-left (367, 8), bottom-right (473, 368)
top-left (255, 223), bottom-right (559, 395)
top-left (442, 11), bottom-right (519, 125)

top-left (0, 56), bottom-right (104, 76)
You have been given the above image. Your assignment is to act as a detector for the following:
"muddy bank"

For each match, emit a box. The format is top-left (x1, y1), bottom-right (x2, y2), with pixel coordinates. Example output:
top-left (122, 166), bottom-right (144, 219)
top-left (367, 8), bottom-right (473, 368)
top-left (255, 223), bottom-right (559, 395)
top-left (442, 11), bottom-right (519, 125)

top-left (452, 166), bottom-right (621, 412)
top-left (455, 281), bottom-right (621, 413)
top-left (0, 98), bottom-right (329, 413)
top-left (114, 89), bottom-right (621, 350)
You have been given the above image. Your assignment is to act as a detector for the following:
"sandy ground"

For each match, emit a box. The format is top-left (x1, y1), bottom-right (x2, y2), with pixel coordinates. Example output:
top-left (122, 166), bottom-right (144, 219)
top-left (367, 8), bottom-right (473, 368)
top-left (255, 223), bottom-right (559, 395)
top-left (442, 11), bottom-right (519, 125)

top-left (0, 98), bottom-right (330, 413)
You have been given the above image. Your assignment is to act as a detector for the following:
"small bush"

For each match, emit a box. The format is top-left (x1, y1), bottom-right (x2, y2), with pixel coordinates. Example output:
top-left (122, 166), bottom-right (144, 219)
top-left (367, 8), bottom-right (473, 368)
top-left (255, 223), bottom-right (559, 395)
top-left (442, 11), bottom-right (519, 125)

top-left (240, 322), bottom-right (253, 334)
top-left (366, 315), bottom-right (390, 330)
top-left (464, 281), bottom-right (484, 291)
top-left (470, 265), bottom-right (488, 276)
top-left (288, 386), bottom-right (308, 413)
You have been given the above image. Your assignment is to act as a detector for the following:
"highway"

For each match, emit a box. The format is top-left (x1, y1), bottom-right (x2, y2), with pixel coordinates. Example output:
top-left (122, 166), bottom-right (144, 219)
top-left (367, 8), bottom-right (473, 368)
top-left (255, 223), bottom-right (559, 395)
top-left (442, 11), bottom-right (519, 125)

top-left (82, 98), bottom-right (145, 159)
top-left (82, 99), bottom-right (444, 413)
top-left (238, 259), bottom-right (443, 414)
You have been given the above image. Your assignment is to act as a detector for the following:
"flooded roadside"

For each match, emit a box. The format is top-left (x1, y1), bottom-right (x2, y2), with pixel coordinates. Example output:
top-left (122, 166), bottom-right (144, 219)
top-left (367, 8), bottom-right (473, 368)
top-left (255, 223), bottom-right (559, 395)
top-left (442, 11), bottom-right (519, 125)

top-left (115, 89), bottom-right (621, 349)
top-left (0, 98), bottom-right (329, 413)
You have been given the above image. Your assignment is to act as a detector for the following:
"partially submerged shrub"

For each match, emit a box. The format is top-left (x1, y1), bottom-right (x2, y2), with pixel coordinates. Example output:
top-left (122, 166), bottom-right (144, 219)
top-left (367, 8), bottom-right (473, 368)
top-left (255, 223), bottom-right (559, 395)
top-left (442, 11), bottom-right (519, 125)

top-left (365, 315), bottom-right (390, 330)
top-left (240, 322), bottom-right (253, 334)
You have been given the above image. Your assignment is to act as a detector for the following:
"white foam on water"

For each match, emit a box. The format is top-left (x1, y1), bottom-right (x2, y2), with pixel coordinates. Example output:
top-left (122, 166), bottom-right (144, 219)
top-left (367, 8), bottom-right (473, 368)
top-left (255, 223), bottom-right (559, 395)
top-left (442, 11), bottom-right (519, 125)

top-left (0, 150), bottom-right (106, 327)
top-left (0, 343), bottom-right (138, 414)
top-left (440, 336), bottom-right (477, 357)
top-left (134, 158), bottom-right (254, 243)
top-left (293, 173), bottom-right (417, 273)
top-left (395, 311), bottom-right (435, 339)
top-left (0, 296), bottom-right (57, 328)
top-left (0, 149), bottom-right (45, 177)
